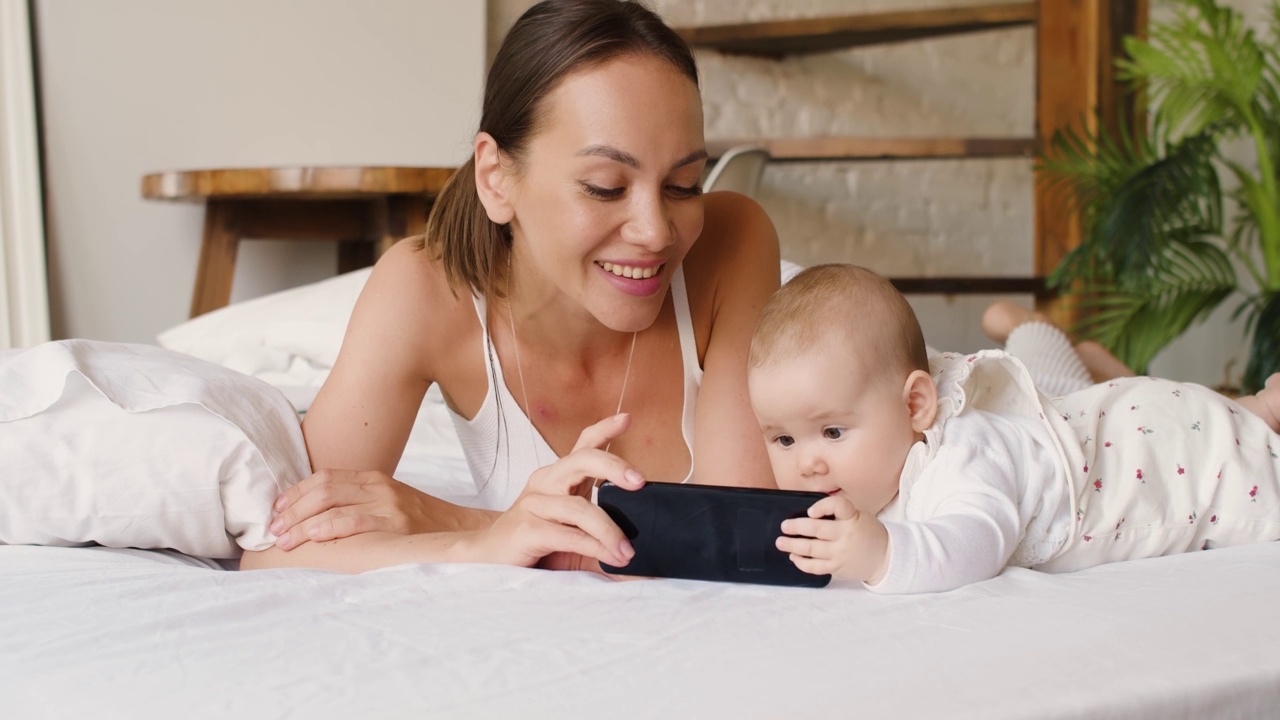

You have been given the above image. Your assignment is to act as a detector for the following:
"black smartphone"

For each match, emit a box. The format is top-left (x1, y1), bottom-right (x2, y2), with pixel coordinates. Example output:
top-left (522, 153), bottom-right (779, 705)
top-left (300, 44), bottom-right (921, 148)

top-left (597, 481), bottom-right (831, 588)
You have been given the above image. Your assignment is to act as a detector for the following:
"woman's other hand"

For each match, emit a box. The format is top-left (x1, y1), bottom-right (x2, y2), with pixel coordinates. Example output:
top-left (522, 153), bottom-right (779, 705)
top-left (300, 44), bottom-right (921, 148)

top-left (468, 413), bottom-right (645, 568)
top-left (269, 470), bottom-right (495, 550)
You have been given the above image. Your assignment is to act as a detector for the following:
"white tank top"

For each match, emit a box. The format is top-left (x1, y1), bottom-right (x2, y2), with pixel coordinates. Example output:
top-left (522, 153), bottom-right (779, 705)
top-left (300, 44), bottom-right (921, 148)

top-left (446, 267), bottom-right (702, 510)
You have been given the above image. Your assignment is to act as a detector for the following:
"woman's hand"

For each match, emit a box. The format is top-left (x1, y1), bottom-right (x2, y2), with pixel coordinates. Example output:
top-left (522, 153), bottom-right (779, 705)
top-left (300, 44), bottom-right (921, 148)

top-left (269, 470), bottom-right (496, 551)
top-left (466, 413), bottom-right (646, 569)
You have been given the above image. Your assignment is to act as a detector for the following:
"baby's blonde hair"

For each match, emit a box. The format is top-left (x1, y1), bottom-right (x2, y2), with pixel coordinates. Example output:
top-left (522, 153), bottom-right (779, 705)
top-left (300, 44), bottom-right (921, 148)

top-left (749, 264), bottom-right (930, 384)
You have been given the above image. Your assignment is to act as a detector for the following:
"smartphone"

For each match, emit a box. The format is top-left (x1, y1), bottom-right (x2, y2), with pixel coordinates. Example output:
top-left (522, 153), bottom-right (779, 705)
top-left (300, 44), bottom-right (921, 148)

top-left (597, 481), bottom-right (831, 588)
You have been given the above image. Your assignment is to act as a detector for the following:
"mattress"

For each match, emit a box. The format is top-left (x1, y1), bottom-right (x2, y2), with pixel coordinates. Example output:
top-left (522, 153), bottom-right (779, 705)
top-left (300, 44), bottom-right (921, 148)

top-left (4, 540), bottom-right (1279, 719)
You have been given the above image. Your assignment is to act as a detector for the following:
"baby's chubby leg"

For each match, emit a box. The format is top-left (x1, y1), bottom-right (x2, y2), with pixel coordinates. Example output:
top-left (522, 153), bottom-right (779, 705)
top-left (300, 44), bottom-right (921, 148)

top-left (1233, 372), bottom-right (1280, 433)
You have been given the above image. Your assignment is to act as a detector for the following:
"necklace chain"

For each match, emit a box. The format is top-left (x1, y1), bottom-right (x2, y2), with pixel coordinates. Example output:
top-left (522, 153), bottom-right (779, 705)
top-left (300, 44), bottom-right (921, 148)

top-left (506, 254), bottom-right (637, 458)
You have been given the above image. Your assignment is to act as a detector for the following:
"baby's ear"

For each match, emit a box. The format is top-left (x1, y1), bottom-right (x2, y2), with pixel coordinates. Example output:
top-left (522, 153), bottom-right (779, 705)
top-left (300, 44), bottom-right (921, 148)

top-left (902, 369), bottom-right (938, 434)
top-left (473, 131), bottom-right (516, 225)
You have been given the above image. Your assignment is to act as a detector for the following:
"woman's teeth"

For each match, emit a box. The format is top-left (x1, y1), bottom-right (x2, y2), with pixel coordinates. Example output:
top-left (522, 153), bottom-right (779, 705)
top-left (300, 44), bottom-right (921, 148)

top-left (600, 262), bottom-right (660, 279)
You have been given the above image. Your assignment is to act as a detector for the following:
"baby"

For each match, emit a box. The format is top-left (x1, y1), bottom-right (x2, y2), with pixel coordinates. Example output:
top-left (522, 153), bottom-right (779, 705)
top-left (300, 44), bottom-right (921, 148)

top-left (747, 264), bottom-right (1280, 593)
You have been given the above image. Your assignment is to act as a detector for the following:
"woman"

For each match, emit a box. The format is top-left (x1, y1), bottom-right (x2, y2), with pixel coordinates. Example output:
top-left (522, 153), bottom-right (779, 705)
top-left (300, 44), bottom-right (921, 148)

top-left (241, 0), bottom-right (780, 573)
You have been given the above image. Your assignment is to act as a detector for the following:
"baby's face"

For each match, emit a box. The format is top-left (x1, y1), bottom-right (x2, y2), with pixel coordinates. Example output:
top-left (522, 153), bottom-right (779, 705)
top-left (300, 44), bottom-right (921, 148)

top-left (749, 350), bottom-right (917, 515)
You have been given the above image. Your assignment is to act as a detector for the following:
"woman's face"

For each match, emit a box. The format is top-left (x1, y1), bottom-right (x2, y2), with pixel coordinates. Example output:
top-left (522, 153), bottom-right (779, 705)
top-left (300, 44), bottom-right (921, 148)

top-left (505, 52), bottom-right (707, 332)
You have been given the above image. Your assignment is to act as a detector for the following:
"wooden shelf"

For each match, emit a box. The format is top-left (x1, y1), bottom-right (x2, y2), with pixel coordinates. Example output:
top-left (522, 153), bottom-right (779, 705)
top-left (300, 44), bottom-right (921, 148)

top-left (675, 3), bottom-right (1037, 57)
top-left (708, 136), bottom-right (1037, 163)
top-left (889, 276), bottom-right (1050, 297)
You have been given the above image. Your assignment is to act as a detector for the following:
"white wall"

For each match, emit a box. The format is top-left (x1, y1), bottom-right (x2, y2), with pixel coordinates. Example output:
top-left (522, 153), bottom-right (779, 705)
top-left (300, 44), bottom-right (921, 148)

top-left (35, 0), bottom-right (484, 344)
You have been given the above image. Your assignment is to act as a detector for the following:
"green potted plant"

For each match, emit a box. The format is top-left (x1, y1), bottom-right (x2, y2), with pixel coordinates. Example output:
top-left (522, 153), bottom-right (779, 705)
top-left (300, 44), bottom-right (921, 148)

top-left (1039, 0), bottom-right (1280, 391)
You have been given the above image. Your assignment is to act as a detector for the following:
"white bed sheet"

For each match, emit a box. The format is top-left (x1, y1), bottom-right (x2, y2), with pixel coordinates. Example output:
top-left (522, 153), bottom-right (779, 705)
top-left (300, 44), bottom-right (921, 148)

top-left (4, 542), bottom-right (1279, 719)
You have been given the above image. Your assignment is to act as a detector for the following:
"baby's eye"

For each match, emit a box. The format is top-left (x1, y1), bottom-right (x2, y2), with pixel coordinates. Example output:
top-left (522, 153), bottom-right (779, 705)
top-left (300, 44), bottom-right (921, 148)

top-left (775, 435), bottom-right (795, 448)
top-left (822, 427), bottom-right (845, 440)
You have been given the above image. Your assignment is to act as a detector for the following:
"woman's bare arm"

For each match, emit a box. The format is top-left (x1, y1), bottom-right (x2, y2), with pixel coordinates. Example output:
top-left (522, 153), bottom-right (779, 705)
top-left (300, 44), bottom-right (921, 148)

top-left (684, 191), bottom-right (780, 489)
top-left (265, 240), bottom-right (494, 553)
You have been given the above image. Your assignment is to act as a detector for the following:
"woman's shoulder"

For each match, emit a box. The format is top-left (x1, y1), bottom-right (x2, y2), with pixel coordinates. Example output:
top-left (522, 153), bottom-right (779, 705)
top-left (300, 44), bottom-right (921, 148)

top-left (681, 191), bottom-right (780, 326)
top-left (685, 191), bottom-right (777, 270)
top-left (353, 237), bottom-right (479, 376)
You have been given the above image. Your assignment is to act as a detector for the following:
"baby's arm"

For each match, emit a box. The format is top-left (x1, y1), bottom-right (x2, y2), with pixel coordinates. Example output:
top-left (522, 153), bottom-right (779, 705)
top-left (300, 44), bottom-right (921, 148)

top-left (776, 496), bottom-right (890, 583)
top-left (872, 444), bottom-right (1026, 593)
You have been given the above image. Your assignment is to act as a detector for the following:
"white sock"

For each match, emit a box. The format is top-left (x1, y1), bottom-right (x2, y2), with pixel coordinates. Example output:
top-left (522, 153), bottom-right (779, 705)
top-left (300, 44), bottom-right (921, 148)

top-left (1004, 321), bottom-right (1093, 397)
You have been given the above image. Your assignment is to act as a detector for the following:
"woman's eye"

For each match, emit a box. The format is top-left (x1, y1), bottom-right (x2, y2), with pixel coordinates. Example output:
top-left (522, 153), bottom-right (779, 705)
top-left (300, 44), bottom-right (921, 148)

top-left (666, 183), bottom-right (702, 199)
top-left (775, 435), bottom-right (795, 448)
top-left (582, 183), bottom-right (625, 200)
top-left (823, 427), bottom-right (845, 440)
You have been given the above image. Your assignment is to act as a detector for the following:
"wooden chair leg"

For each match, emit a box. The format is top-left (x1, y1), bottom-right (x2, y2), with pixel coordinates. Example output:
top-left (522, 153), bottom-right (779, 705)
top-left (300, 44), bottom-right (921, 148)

top-left (382, 195), bottom-right (428, 255)
top-left (190, 200), bottom-right (240, 318)
top-left (337, 240), bottom-right (374, 274)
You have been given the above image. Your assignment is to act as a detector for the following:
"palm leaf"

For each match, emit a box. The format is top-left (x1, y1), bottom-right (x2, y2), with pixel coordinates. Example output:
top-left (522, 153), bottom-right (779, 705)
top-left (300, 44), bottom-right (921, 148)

top-left (1041, 127), bottom-right (1222, 288)
top-left (1067, 241), bottom-right (1236, 373)
top-left (1118, 0), bottom-right (1265, 142)
top-left (1243, 291), bottom-right (1280, 393)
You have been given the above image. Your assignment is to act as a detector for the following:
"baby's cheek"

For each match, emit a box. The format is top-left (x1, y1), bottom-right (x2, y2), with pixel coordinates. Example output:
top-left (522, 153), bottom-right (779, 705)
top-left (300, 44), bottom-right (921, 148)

top-left (768, 458), bottom-right (797, 489)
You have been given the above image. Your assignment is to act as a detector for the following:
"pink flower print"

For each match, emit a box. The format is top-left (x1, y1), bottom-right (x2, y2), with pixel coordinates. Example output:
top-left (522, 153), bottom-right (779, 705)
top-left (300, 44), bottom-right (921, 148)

top-left (1094, 479), bottom-right (1103, 492)
top-left (1250, 485), bottom-right (1259, 503)
top-left (1188, 512), bottom-right (1197, 524)
top-left (1137, 425), bottom-right (1153, 435)
top-left (1076, 509), bottom-right (1084, 523)
top-left (1108, 382), bottom-right (1116, 388)
top-left (1083, 534), bottom-right (1093, 542)
top-left (1172, 389), bottom-right (1182, 397)
top-left (1210, 515), bottom-right (1218, 525)
top-left (1136, 468), bottom-right (1145, 483)
top-left (1229, 406), bottom-right (1239, 415)
top-left (1082, 464), bottom-right (1089, 474)
top-left (1177, 464), bottom-right (1185, 475)
top-left (1130, 405), bottom-right (1138, 411)
top-left (967, 355), bottom-right (976, 363)
top-left (1104, 441), bottom-right (1112, 448)
top-left (1236, 437), bottom-right (1241, 446)
top-left (1201, 541), bottom-right (1210, 551)
top-left (1099, 410), bottom-right (1107, 418)
top-left (1061, 413), bottom-right (1071, 422)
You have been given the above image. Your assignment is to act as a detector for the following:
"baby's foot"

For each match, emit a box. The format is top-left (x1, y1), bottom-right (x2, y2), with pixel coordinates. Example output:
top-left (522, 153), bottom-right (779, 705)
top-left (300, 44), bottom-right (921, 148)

top-left (1074, 340), bottom-right (1136, 383)
top-left (981, 301), bottom-right (1048, 345)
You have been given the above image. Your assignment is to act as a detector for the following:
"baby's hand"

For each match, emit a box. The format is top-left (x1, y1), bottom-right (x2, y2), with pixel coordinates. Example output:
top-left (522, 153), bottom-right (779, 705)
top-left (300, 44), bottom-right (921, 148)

top-left (776, 495), bottom-right (890, 584)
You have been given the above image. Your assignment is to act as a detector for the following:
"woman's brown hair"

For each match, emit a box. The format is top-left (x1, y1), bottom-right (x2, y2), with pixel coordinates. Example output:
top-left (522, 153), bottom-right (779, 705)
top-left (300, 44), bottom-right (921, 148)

top-left (418, 0), bottom-right (699, 299)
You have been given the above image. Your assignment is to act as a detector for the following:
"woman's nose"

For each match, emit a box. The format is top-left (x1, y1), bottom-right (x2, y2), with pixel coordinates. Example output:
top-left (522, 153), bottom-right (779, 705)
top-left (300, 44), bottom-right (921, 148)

top-left (623, 193), bottom-right (675, 251)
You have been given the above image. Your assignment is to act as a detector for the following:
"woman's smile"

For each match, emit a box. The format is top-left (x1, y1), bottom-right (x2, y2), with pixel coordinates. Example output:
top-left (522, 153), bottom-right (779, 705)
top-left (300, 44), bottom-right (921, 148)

top-left (596, 260), bottom-right (666, 297)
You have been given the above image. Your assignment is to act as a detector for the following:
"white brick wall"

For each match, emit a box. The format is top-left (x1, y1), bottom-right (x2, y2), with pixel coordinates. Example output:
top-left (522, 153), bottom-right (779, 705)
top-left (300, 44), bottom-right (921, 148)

top-left (489, 0), bottom-right (1266, 386)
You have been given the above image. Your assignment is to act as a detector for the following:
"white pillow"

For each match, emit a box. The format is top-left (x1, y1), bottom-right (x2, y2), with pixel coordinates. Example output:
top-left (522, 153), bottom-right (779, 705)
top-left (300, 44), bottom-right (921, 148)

top-left (0, 340), bottom-right (309, 559)
top-left (156, 267), bottom-right (372, 394)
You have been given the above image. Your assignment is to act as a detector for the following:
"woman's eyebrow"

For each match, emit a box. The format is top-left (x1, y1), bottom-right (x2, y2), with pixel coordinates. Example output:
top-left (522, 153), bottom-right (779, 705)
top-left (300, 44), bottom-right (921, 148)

top-left (576, 145), bottom-right (708, 171)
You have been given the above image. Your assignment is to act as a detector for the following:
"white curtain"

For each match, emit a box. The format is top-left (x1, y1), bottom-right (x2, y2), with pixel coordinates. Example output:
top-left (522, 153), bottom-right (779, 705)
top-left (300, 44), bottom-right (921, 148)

top-left (0, 0), bottom-right (50, 349)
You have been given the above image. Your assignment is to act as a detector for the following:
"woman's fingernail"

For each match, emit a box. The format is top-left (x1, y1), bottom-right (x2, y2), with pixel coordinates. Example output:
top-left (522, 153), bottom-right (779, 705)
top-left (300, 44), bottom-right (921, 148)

top-left (269, 518), bottom-right (284, 535)
top-left (275, 532), bottom-right (290, 549)
top-left (624, 468), bottom-right (645, 486)
top-left (274, 496), bottom-right (287, 512)
top-left (615, 412), bottom-right (629, 422)
top-left (619, 540), bottom-right (635, 561)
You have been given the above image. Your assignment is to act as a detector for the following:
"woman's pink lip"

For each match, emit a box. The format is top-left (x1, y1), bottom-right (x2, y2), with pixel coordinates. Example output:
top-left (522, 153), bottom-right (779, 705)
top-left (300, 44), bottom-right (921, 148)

top-left (597, 262), bottom-right (665, 297)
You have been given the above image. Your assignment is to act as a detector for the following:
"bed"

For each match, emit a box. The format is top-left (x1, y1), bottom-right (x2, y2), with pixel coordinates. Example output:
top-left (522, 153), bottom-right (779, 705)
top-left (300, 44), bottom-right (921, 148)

top-left (4, 543), bottom-right (1280, 718)
top-left (4, 268), bottom-right (1280, 719)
